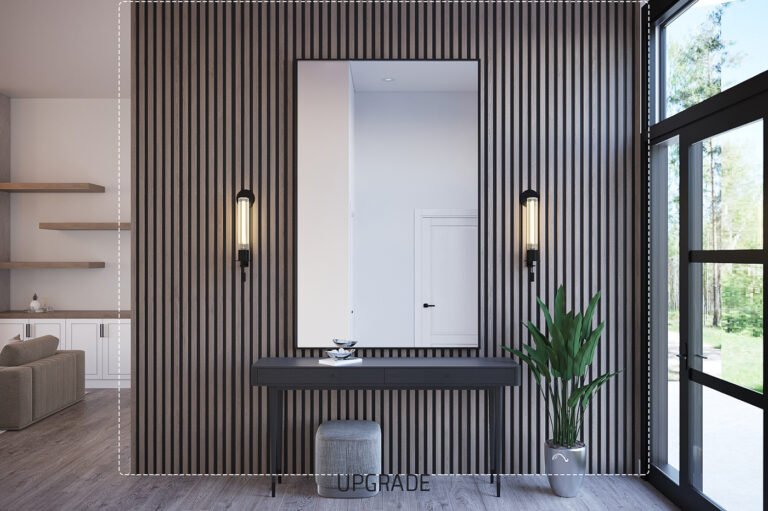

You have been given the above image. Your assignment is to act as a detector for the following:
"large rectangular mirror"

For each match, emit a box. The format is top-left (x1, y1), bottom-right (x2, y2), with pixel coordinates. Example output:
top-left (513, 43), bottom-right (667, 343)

top-left (296, 60), bottom-right (479, 349)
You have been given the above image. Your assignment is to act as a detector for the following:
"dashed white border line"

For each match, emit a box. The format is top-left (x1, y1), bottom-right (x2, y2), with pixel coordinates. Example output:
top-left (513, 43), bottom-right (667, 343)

top-left (116, 0), bottom-right (652, 478)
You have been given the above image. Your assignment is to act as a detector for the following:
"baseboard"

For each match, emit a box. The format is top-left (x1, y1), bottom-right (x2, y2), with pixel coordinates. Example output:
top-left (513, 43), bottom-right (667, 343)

top-left (85, 380), bottom-right (131, 389)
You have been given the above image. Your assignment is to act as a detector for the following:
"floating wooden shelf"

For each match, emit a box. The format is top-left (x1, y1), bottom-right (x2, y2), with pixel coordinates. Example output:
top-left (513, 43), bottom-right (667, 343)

top-left (0, 261), bottom-right (105, 269)
top-left (39, 222), bottom-right (131, 231)
top-left (0, 182), bottom-right (105, 193)
top-left (0, 310), bottom-right (131, 319)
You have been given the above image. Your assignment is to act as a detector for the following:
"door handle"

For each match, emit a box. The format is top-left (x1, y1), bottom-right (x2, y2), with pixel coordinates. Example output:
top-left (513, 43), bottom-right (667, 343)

top-left (423, 303), bottom-right (436, 308)
top-left (693, 354), bottom-right (708, 360)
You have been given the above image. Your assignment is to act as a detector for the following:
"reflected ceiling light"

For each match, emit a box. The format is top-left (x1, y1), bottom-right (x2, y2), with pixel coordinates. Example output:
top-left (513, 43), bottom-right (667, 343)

top-left (382, 77), bottom-right (395, 82)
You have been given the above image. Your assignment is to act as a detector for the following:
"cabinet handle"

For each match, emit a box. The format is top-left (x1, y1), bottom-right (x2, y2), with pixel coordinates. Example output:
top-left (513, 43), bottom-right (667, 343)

top-left (26, 324), bottom-right (31, 338)
top-left (99, 324), bottom-right (105, 338)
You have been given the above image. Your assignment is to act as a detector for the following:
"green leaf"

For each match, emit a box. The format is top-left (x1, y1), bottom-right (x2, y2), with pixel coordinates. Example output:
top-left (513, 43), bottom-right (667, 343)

top-left (554, 286), bottom-right (566, 328)
top-left (574, 322), bottom-right (605, 377)
top-left (581, 291), bottom-right (601, 340)
top-left (502, 346), bottom-right (543, 387)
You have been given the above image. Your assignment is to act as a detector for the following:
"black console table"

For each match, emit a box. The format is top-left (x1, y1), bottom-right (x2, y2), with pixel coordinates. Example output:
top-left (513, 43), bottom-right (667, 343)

top-left (251, 357), bottom-right (521, 497)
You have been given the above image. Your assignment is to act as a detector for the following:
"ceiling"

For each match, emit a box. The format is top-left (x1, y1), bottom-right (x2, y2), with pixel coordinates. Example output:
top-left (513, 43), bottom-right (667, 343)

top-left (0, 0), bottom-right (130, 98)
top-left (350, 61), bottom-right (478, 92)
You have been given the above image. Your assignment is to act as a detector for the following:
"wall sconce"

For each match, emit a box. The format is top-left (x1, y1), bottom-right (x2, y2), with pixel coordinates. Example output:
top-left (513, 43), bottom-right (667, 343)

top-left (236, 189), bottom-right (255, 279)
top-left (521, 189), bottom-right (539, 282)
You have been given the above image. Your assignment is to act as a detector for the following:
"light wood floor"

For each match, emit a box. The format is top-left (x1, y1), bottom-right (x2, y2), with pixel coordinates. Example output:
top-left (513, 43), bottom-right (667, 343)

top-left (0, 390), bottom-right (677, 511)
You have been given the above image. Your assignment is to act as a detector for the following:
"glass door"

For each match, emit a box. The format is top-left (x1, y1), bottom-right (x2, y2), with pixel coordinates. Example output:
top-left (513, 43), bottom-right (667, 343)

top-left (678, 106), bottom-right (765, 511)
top-left (649, 1), bottom-right (768, 508)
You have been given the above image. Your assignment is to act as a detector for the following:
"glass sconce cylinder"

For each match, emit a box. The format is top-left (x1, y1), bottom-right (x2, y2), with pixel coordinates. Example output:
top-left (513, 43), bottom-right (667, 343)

top-left (521, 189), bottom-right (539, 282)
top-left (236, 189), bottom-right (255, 269)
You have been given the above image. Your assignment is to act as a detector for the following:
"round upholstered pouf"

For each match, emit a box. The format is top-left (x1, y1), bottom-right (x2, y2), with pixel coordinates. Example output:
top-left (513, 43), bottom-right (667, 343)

top-left (315, 420), bottom-right (382, 498)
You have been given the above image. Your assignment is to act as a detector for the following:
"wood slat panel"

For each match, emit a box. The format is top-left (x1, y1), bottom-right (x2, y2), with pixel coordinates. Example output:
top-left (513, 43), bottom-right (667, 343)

top-left (133, 1), bottom-right (643, 476)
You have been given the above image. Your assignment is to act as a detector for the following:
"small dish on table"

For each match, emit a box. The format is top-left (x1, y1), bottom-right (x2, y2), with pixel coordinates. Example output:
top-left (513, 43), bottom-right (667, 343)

top-left (325, 348), bottom-right (356, 361)
top-left (332, 339), bottom-right (357, 350)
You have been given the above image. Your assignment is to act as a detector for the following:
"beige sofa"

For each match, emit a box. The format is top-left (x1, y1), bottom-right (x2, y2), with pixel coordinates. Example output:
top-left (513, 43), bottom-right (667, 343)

top-left (0, 335), bottom-right (85, 430)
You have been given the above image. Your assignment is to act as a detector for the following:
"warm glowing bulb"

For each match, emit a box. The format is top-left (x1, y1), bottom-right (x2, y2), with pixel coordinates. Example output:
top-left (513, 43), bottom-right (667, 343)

top-left (237, 194), bottom-right (251, 251)
top-left (525, 196), bottom-right (538, 251)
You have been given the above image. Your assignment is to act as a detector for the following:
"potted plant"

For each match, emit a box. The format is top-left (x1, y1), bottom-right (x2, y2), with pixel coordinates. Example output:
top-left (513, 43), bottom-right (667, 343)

top-left (503, 285), bottom-right (618, 497)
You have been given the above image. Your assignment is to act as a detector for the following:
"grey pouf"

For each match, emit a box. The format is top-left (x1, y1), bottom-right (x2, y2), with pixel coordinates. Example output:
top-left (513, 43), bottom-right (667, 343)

top-left (315, 420), bottom-right (382, 498)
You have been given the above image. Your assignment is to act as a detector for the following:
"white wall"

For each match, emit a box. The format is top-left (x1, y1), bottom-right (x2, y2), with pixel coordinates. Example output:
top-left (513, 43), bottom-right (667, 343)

top-left (352, 92), bottom-right (477, 347)
top-left (296, 62), bottom-right (353, 348)
top-left (9, 99), bottom-right (130, 310)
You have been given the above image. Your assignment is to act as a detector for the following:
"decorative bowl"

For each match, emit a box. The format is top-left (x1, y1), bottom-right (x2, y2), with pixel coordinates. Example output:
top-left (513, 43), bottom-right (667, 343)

top-left (332, 339), bottom-right (357, 349)
top-left (326, 349), bottom-right (356, 360)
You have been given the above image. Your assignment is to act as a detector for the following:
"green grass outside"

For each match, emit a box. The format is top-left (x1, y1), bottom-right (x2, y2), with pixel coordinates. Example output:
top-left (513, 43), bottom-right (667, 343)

top-left (703, 328), bottom-right (763, 394)
top-left (668, 318), bottom-right (763, 393)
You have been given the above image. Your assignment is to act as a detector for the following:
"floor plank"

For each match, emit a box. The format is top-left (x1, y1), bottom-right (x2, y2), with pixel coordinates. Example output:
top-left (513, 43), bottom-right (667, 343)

top-left (0, 390), bottom-right (677, 511)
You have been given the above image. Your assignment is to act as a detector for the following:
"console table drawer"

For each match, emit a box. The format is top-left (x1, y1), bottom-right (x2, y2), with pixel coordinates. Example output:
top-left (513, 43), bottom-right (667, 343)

top-left (385, 367), bottom-right (516, 387)
top-left (255, 367), bottom-right (385, 386)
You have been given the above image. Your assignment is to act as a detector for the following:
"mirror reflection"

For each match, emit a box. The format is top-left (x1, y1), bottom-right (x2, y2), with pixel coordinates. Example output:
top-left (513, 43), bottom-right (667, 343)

top-left (297, 60), bottom-right (479, 348)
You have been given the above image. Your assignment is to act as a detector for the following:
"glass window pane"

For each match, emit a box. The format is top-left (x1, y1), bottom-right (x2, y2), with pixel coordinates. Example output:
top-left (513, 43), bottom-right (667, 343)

top-left (651, 137), bottom-right (681, 471)
top-left (666, 139), bottom-right (681, 470)
top-left (696, 120), bottom-right (763, 250)
top-left (664, 0), bottom-right (768, 118)
top-left (694, 384), bottom-right (763, 511)
top-left (698, 263), bottom-right (763, 394)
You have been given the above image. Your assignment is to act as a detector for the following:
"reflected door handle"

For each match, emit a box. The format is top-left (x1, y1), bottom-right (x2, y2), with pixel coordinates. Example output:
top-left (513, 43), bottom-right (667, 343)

top-left (694, 354), bottom-right (708, 360)
top-left (423, 303), bottom-right (436, 308)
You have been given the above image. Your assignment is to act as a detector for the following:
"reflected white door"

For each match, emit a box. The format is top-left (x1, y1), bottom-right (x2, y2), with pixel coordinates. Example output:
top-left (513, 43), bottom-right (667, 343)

top-left (415, 210), bottom-right (478, 347)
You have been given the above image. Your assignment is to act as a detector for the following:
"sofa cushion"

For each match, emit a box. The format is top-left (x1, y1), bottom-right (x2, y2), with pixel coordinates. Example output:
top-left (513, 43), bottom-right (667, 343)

top-left (0, 335), bottom-right (60, 367)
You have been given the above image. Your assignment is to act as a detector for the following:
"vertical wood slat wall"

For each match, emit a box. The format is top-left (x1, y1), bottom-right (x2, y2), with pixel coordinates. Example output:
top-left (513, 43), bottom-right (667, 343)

top-left (132, 1), bottom-right (643, 475)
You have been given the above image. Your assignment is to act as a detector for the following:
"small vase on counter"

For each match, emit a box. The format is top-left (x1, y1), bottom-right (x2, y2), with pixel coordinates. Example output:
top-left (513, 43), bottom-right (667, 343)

top-left (29, 293), bottom-right (42, 313)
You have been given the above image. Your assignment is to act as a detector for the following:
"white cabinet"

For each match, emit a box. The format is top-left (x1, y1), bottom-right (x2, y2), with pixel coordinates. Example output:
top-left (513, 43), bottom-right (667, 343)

top-left (0, 316), bottom-right (130, 388)
top-left (67, 319), bottom-right (102, 379)
top-left (29, 319), bottom-right (65, 340)
top-left (0, 319), bottom-right (27, 350)
top-left (103, 320), bottom-right (131, 379)
top-left (0, 318), bottom-right (66, 349)
top-left (0, 318), bottom-right (66, 345)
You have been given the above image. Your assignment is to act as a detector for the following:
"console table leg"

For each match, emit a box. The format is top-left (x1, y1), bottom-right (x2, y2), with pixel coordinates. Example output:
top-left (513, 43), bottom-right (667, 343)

top-left (276, 389), bottom-right (284, 485)
top-left (487, 389), bottom-right (495, 484)
top-left (268, 388), bottom-right (281, 497)
top-left (494, 386), bottom-right (503, 498)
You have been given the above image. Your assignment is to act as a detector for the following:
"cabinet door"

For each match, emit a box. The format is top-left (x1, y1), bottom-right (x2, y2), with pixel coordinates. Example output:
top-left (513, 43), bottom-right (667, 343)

top-left (28, 319), bottom-right (65, 345)
top-left (0, 320), bottom-right (27, 350)
top-left (66, 320), bottom-right (102, 379)
top-left (103, 320), bottom-right (131, 379)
